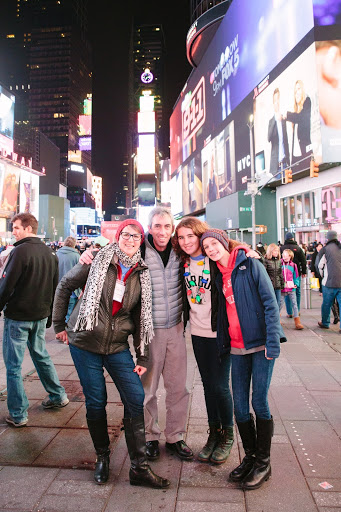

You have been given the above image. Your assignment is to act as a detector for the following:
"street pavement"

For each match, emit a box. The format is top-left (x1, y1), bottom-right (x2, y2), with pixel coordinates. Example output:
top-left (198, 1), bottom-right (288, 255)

top-left (0, 290), bottom-right (340, 512)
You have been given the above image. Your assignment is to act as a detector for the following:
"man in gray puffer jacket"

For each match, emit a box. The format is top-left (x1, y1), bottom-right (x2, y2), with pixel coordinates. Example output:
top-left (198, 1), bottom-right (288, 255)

top-left (317, 230), bottom-right (341, 331)
top-left (141, 207), bottom-right (194, 462)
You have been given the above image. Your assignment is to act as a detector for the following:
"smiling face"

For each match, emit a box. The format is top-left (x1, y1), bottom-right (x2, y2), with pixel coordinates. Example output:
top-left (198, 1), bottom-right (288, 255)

top-left (118, 224), bottom-right (142, 258)
top-left (272, 247), bottom-right (279, 258)
top-left (202, 237), bottom-right (229, 266)
top-left (282, 250), bottom-right (291, 263)
top-left (177, 227), bottom-right (201, 257)
top-left (148, 213), bottom-right (173, 252)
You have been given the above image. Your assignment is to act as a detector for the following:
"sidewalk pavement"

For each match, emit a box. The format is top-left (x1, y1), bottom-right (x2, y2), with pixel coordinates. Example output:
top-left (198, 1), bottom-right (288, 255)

top-left (0, 291), bottom-right (340, 512)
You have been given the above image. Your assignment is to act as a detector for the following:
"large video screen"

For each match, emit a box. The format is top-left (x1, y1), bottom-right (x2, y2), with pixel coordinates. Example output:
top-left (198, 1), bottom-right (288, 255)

top-left (0, 86), bottom-right (15, 154)
top-left (170, 0), bottom-right (315, 175)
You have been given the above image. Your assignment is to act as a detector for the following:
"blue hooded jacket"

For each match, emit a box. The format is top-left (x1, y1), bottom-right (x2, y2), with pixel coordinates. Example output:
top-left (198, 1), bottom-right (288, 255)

top-left (216, 249), bottom-right (284, 359)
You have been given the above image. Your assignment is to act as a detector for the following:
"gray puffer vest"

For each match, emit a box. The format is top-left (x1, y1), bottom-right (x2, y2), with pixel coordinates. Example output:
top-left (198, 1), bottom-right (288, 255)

top-left (144, 238), bottom-right (183, 329)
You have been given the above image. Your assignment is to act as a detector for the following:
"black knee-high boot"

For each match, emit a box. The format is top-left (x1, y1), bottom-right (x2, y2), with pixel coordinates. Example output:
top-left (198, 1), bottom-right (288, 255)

top-left (229, 414), bottom-right (256, 482)
top-left (87, 417), bottom-right (110, 484)
top-left (123, 415), bottom-right (170, 488)
top-left (242, 416), bottom-right (274, 490)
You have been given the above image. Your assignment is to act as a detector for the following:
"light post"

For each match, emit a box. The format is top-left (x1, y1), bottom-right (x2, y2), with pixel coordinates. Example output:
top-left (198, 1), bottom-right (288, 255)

top-left (51, 216), bottom-right (55, 242)
top-left (247, 114), bottom-right (257, 249)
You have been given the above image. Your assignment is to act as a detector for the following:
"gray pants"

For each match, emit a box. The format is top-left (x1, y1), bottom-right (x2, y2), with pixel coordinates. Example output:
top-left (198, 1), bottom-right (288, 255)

top-left (141, 322), bottom-right (190, 444)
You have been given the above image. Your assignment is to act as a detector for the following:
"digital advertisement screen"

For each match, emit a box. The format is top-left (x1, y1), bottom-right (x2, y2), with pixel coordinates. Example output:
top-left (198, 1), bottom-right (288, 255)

top-left (19, 170), bottom-right (39, 219)
top-left (0, 86), bottom-right (15, 153)
top-left (79, 136), bottom-right (92, 151)
top-left (170, 0), bottom-right (315, 175)
top-left (0, 161), bottom-right (19, 216)
top-left (79, 114), bottom-right (92, 136)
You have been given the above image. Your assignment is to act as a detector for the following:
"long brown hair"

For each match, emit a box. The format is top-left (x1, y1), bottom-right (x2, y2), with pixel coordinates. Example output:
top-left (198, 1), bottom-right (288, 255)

top-left (172, 217), bottom-right (209, 262)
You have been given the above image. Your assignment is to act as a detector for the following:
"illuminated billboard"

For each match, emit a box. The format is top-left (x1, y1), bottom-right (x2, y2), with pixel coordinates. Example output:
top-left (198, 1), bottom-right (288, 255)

top-left (138, 111), bottom-right (156, 133)
top-left (79, 114), bottom-right (92, 136)
top-left (79, 136), bottom-right (92, 151)
top-left (137, 134), bottom-right (155, 175)
top-left (20, 170), bottom-right (39, 219)
top-left (0, 86), bottom-right (15, 154)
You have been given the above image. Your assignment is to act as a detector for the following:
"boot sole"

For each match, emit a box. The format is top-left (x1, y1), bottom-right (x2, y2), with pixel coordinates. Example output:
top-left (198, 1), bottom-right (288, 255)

top-left (197, 456), bottom-right (211, 462)
top-left (130, 480), bottom-right (170, 488)
top-left (242, 472), bottom-right (271, 490)
top-left (210, 458), bottom-right (228, 465)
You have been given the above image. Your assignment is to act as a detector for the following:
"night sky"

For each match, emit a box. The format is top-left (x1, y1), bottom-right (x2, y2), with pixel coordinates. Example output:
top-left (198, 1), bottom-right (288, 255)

top-left (87, 0), bottom-right (192, 217)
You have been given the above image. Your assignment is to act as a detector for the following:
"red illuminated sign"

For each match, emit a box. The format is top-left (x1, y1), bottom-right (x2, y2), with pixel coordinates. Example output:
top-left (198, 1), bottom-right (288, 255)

top-left (182, 76), bottom-right (206, 145)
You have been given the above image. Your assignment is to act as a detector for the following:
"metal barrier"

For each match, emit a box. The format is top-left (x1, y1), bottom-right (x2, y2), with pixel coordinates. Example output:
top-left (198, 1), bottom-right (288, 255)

top-left (302, 273), bottom-right (312, 309)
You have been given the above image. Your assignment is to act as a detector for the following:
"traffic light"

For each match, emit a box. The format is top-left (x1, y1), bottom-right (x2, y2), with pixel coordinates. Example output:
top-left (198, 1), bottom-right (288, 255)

top-left (284, 168), bottom-right (293, 184)
top-left (310, 158), bottom-right (319, 178)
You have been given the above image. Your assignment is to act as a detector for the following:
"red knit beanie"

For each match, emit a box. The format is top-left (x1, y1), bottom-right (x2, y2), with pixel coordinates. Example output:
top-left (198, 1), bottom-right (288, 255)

top-left (115, 219), bottom-right (145, 244)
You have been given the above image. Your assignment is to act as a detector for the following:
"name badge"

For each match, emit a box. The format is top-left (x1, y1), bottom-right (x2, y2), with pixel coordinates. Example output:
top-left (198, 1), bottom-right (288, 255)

top-left (113, 280), bottom-right (125, 303)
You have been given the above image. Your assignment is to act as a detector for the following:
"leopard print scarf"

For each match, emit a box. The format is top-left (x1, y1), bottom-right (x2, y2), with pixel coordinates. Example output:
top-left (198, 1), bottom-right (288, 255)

top-left (74, 242), bottom-right (154, 355)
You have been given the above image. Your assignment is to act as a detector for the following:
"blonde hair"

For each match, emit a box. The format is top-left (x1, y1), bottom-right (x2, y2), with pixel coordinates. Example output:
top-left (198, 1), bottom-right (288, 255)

top-left (282, 249), bottom-right (294, 261)
top-left (294, 80), bottom-right (307, 113)
top-left (266, 243), bottom-right (280, 259)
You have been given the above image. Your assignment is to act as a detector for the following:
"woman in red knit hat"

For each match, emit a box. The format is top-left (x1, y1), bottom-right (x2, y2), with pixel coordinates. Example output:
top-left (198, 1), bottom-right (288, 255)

top-left (52, 219), bottom-right (169, 489)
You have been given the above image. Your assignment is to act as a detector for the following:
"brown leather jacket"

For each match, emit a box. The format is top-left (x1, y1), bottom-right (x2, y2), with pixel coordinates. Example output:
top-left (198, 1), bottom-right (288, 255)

top-left (52, 254), bottom-right (149, 365)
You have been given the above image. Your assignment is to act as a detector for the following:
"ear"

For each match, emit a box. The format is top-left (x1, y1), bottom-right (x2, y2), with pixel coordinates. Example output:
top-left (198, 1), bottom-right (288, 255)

top-left (321, 46), bottom-right (341, 88)
top-left (26, 225), bottom-right (33, 234)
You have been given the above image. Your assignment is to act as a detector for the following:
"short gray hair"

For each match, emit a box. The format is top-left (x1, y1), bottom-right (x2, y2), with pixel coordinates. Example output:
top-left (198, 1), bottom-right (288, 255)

top-left (148, 206), bottom-right (174, 228)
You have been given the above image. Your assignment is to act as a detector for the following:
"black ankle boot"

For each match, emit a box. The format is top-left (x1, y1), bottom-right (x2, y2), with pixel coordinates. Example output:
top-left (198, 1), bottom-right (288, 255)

top-left (229, 414), bottom-right (256, 482)
top-left (242, 416), bottom-right (274, 490)
top-left (87, 417), bottom-right (110, 485)
top-left (123, 415), bottom-right (170, 489)
top-left (94, 448), bottom-right (110, 484)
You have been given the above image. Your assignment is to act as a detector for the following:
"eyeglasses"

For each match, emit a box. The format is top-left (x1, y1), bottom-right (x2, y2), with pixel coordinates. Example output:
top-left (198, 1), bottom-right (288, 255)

top-left (120, 232), bottom-right (142, 241)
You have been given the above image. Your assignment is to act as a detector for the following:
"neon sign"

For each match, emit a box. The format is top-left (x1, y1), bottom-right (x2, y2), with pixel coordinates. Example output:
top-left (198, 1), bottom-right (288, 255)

top-left (141, 68), bottom-right (154, 84)
top-left (182, 76), bottom-right (206, 144)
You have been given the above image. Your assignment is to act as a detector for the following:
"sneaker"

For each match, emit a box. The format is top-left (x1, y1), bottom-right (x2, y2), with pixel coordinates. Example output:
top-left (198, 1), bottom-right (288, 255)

top-left (6, 415), bottom-right (28, 428)
top-left (42, 397), bottom-right (69, 409)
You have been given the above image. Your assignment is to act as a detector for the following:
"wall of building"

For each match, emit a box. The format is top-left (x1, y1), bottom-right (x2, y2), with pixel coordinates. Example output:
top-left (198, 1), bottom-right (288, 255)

top-left (38, 194), bottom-right (70, 241)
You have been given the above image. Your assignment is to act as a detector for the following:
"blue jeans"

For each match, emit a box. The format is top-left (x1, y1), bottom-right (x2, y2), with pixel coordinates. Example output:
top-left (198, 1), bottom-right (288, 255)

top-left (280, 290), bottom-right (299, 317)
top-left (321, 286), bottom-right (341, 328)
top-left (3, 317), bottom-right (67, 423)
top-left (65, 296), bottom-right (78, 323)
top-left (285, 277), bottom-right (301, 314)
top-left (69, 345), bottom-right (144, 420)
top-left (192, 335), bottom-right (233, 427)
top-left (231, 350), bottom-right (275, 423)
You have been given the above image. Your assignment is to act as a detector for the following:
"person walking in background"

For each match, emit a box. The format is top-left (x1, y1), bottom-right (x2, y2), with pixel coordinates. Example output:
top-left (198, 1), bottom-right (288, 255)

top-left (263, 244), bottom-right (284, 310)
top-left (53, 219), bottom-right (169, 488)
top-left (316, 230), bottom-right (341, 333)
top-left (280, 232), bottom-right (307, 317)
top-left (280, 249), bottom-right (304, 330)
top-left (56, 236), bottom-right (81, 322)
top-left (310, 242), bottom-right (323, 294)
top-left (172, 217), bottom-right (234, 465)
top-left (0, 213), bottom-right (68, 428)
top-left (200, 229), bottom-right (283, 490)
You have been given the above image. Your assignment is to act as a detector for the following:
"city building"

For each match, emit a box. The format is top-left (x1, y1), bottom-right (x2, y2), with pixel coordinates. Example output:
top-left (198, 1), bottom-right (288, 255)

top-left (0, 0), bottom-right (92, 186)
top-left (167, 0), bottom-right (341, 245)
top-left (127, 22), bottom-right (166, 219)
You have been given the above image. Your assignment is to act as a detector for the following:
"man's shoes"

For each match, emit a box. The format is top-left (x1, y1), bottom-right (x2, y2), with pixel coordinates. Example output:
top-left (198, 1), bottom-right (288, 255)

top-left (287, 314), bottom-right (293, 318)
top-left (146, 440), bottom-right (160, 460)
top-left (333, 317), bottom-right (340, 324)
top-left (42, 397), bottom-right (69, 409)
top-left (6, 415), bottom-right (28, 428)
top-left (318, 321), bottom-right (329, 329)
top-left (166, 440), bottom-right (194, 460)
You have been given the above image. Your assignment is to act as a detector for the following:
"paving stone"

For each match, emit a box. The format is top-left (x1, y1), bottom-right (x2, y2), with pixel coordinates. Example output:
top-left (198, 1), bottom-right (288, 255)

top-left (270, 356), bottom-right (303, 387)
top-left (317, 508), bottom-right (341, 512)
top-left (176, 503), bottom-right (244, 512)
top-left (245, 444), bottom-right (318, 512)
top-left (0, 427), bottom-right (60, 464)
top-left (282, 343), bottom-right (320, 362)
top-left (46, 479), bottom-right (112, 497)
top-left (291, 363), bottom-right (340, 391)
top-left (284, 420), bottom-right (341, 477)
top-left (310, 392), bottom-right (341, 437)
top-left (323, 362), bottom-right (341, 385)
top-left (177, 486), bottom-right (243, 503)
top-left (307, 478), bottom-right (341, 492)
top-left (27, 400), bottom-right (83, 428)
top-left (0, 466), bottom-right (58, 510)
top-left (271, 387), bottom-right (325, 421)
top-left (35, 495), bottom-right (107, 512)
top-left (313, 491), bottom-right (341, 507)
top-left (33, 428), bottom-right (109, 468)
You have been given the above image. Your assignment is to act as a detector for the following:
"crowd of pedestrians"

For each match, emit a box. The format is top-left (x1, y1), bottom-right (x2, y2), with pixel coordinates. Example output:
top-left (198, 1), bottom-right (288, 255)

top-left (0, 209), bottom-right (340, 494)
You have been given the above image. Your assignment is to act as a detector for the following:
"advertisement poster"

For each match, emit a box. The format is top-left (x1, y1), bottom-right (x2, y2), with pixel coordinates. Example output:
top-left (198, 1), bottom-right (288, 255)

top-left (101, 221), bottom-right (121, 243)
top-left (0, 85), bottom-right (15, 153)
top-left (19, 170), bottom-right (39, 219)
top-left (253, 43), bottom-right (322, 181)
top-left (1, 164), bottom-right (19, 216)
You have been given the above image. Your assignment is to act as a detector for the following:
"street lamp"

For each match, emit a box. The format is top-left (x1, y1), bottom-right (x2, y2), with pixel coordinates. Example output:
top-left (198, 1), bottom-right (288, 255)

top-left (51, 216), bottom-right (55, 242)
top-left (247, 115), bottom-right (257, 249)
